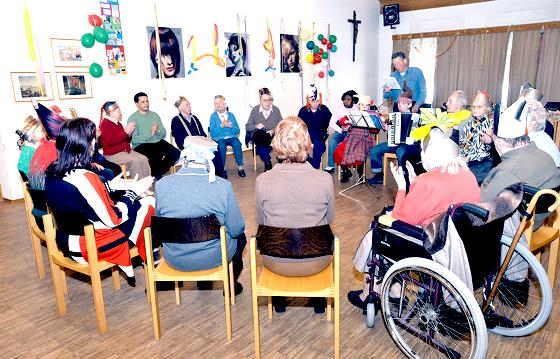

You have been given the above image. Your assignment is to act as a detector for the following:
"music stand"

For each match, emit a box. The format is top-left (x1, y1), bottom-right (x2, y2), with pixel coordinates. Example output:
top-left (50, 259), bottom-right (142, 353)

top-left (338, 111), bottom-right (381, 202)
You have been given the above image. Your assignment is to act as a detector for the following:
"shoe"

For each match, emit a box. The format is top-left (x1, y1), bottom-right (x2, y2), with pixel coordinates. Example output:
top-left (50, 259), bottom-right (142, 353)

top-left (388, 296), bottom-right (409, 311)
top-left (367, 173), bottom-right (384, 186)
top-left (273, 297), bottom-right (287, 313)
top-left (311, 298), bottom-right (326, 314)
top-left (197, 281), bottom-right (213, 290)
top-left (498, 277), bottom-right (529, 307)
top-left (347, 290), bottom-right (367, 314)
top-left (437, 303), bottom-right (470, 339)
top-left (264, 161), bottom-right (273, 171)
top-left (223, 281), bottom-right (243, 296)
top-left (219, 171), bottom-right (228, 179)
top-left (125, 276), bottom-right (136, 287)
top-left (323, 166), bottom-right (335, 174)
top-left (341, 169), bottom-right (352, 183)
top-left (237, 169), bottom-right (246, 177)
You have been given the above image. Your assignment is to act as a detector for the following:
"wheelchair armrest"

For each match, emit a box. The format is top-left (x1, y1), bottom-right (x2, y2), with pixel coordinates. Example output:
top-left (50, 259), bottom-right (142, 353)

top-left (461, 203), bottom-right (489, 222)
top-left (378, 215), bottom-right (425, 240)
top-left (378, 214), bottom-right (396, 227)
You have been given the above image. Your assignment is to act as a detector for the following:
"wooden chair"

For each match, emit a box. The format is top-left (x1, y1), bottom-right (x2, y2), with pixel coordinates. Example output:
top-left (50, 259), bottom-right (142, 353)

top-left (21, 180), bottom-right (47, 279)
top-left (250, 225), bottom-right (340, 359)
top-left (382, 152), bottom-right (398, 186)
top-left (143, 215), bottom-right (234, 340)
top-left (43, 212), bottom-right (140, 334)
top-left (522, 188), bottom-right (560, 287)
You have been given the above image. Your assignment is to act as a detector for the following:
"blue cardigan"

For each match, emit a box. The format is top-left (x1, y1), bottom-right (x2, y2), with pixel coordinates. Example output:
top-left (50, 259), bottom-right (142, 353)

top-left (209, 111), bottom-right (241, 141)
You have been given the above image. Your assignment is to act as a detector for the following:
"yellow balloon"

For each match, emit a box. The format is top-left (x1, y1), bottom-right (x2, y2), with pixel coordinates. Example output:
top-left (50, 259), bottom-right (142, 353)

top-left (24, 9), bottom-right (36, 61)
top-left (306, 54), bottom-right (314, 63)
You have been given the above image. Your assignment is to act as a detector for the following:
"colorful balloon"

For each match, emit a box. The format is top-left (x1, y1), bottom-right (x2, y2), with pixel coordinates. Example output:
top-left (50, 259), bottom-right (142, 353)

top-left (327, 43), bottom-right (333, 50)
top-left (318, 34), bottom-right (324, 41)
top-left (321, 52), bottom-right (329, 59)
top-left (318, 71), bottom-right (325, 78)
top-left (89, 62), bottom-right (103, 78)
top-left (313, 45), bottom-right (320, 54)
top-left (331, 44), bottom-right (337, 53)
top-left (319, 48), bottom-right (324, 55)
top-left (93, 26), bottom-right (108, 44)
top-left (88, 14), bottom-right (102, 27)
top-left (321, 38), bottom-right (328, 45)
top-left (313, 54), bottom-right (322, 63)
top-left (329, 34), bottom-right (337, 43)
top-left (81, 33), bottom-right (95, 48)
top-left (306, 40), bottom-right (315, 50)
top-left (306, 54), bottom-right (314, 63)
top-left (328, 69), bottom-right (335, 77)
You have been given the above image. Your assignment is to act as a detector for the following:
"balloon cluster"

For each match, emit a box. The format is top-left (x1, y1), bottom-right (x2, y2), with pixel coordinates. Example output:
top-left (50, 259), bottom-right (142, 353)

top-left (80, 14), bottom-right (106, 78)
top-left (305, 34), bottom-right (337, 78)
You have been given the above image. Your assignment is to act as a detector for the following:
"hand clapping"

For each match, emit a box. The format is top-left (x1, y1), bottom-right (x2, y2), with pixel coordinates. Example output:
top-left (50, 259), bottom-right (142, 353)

top-left (390, 162), bottom-right (407, 191)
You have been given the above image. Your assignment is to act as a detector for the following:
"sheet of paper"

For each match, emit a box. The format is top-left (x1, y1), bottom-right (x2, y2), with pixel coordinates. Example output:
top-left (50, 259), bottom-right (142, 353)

top-left (383, 76), bottom-right (401, 90)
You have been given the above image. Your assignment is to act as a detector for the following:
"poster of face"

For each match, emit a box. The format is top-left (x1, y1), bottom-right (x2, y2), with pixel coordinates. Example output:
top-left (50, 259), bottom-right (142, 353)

top-left (146, 26), bottom-right (185, 78)
top-left (280, 34), bottom-right (300, 73)
top-left (224, 32), bottom-right (251, 77)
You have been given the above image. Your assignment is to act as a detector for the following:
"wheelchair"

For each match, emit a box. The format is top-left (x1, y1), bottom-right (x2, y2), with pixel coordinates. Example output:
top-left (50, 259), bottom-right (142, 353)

top-left (363, 185), bottom-right (556, 359)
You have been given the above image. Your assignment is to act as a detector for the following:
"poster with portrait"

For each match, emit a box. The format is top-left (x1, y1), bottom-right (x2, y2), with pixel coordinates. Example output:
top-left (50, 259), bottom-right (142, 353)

top-left (280, 34), bottom-right (301, 73)
top-left (224, 32), bottom-right (251, 77)
top-left (146, 26), bottom-right (185, 79)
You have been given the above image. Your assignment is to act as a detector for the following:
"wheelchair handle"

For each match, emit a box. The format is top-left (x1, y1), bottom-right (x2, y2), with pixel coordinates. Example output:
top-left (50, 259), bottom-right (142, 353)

top-left (461, 203), bottom-right (489, 222)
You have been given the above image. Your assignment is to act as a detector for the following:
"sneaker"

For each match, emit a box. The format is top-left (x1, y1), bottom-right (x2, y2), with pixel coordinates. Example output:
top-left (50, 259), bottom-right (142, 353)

top-left (367, 173), bottom-right (384, 186)
top-left (347, 290), bottom-right (367, 313)
top-left (498, 277), bottom-right (529, 307)
top-left (323, 166), bottom-right (335, 174)
top-left (237, 169), bottom-right (246, 177)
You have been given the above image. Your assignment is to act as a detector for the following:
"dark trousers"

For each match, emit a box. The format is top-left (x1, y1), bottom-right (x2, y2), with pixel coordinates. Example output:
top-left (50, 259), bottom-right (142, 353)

top-left (231, 233), bottom-right (247, 281)
top-left (308, 139), bottom-right (326, 169)
top-left (134, 140), bottom-right (180, 180)
top-left (252, 130), bottom-right (273, 162)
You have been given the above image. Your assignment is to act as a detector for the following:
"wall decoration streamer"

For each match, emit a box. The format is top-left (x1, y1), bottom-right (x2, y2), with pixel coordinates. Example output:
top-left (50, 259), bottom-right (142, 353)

top-left (23, 0), bottom-right (46, 97)
top-left (263, 18), bottom-right (276, 73)
top-left (186, 23), bottom-right (225, 75)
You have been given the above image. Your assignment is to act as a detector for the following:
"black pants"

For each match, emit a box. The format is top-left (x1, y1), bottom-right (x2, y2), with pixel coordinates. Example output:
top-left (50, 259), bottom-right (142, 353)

top-left (251, 129), bottom-right (273, 162)
top-left (231, 233), bottom-right (247, 281)
top-left (134, 140), bottom-right (180, 180)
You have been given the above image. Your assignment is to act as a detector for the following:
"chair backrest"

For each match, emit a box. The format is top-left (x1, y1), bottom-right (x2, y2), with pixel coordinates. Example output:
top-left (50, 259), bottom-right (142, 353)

top-left (256, 225), bottom-right (334, 259)
top-left (50, 210), bottom-right (91, 236)
top-left (27, 185), bottom-right (48, 213)
top-left (151, 215), bottom-right (221, 244)
top-left (21, 181), bottom-right (46, 231)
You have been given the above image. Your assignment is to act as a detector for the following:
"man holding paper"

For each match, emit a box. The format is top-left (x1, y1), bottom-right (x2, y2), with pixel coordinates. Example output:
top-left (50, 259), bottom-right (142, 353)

top-left (383, 52), bottom-right (426, 113)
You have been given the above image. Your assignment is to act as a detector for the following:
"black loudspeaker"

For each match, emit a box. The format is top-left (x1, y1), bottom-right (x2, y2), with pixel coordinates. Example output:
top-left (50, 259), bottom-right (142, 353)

top-left (383, 4), bottom-right (400, 28)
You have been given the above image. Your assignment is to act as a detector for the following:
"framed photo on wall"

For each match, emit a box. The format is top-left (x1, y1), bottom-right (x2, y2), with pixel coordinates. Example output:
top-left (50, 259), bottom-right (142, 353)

top-left (51, 38), bottom-right (88, 67)
top-left (10, 72), bottom-right (53, 102)
top-left (56, 72), bottom-right (92, 99)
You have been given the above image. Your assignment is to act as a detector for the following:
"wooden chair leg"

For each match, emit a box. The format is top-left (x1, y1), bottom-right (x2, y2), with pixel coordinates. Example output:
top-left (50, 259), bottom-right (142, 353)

top-left (327, 297), bottom-right (332, 321)
top-left (90, 270), bottom-right (108, 334)
top-left (60, 268), bottom-right (68, 295)
top-left (252, 292), bottom-right (261, 359)
top-left (229, 261), bottom-right (235, 305)
top-left (112, 266), bottom-right (121, 291)
top-left (175, 281), bottom-right (181, 305)
top-left (223, 277), bottom-right (232, 340)
top-left (383, 156), bottom-right (389, 187)
top-left (337, 166), bottom-right (341, 181)
top-left (144, 266), bottom-right (150, 304)
top-left (548, 237), bottom-right (559, 287)
top-left (267, 296), bottom-right (273, 320)
top-left (31, 234), bottom-right (46, 279)
top-left (148, 278), bottom-right (161, 340)
top-left (334, 294), bottom-right (340, 359)
top-left (51, 264), bottom-right (67, 316)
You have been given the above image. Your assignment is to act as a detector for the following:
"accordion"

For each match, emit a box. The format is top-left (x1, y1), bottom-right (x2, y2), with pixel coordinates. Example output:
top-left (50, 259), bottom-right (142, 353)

top-left (388, 112), bottom-right (414, 147)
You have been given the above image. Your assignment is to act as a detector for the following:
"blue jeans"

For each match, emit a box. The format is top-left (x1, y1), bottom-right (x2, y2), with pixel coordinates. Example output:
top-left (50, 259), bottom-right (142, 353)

top-left (327, 132), bottom-right (347, 167)
top-left (369, 141), bottom-right (421, 173)
top-left (217, 137), bottom-right (244, 167)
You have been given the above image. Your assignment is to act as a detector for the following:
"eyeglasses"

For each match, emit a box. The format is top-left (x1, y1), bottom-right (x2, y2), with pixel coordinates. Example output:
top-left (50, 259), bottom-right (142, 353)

top-left (261, 97), bottom-right (273, 102)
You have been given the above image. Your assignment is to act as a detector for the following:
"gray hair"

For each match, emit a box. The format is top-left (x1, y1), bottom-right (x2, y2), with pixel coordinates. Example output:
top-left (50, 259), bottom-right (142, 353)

top-left (526, 100), bottom-right (548, 132)
top-left (451, 90), bottom-right (468, 109)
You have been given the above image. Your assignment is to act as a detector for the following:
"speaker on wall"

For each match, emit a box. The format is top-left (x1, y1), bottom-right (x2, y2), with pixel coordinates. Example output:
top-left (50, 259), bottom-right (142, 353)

top-left (383, 4), bottom-right (400, 28)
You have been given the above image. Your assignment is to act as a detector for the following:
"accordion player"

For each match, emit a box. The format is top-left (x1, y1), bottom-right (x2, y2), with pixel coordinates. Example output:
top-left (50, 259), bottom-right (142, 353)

top-left (388, 112), bottom-right (420, 147)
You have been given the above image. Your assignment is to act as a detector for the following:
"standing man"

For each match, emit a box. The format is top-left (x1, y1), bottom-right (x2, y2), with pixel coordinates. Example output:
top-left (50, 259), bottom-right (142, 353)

top-left (128, 92), bottom-right (180, 180)
top-left (383, 52), bottom-right (426, 113)
top-left (298, 85), bottom-right (332, 169)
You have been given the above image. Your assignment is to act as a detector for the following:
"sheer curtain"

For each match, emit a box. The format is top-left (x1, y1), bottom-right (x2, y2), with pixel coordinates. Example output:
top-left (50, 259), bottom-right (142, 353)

top-left (392, 37), bottom-right (411, 70)
top-left (536, 28), bottom-right (560, 104)
top-left (434, 32), bottom-right (508, 108)
top-left (507, 30), bottom-right (540, 105)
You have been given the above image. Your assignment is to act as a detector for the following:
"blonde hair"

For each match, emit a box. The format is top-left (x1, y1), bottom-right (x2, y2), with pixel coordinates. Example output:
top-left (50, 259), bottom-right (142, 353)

top-left (174, 96), bottom-right (188, 108)
top-left (272, 116), bottom-right (312, 163)
top-left (214, 94), bottom-right (225, 101)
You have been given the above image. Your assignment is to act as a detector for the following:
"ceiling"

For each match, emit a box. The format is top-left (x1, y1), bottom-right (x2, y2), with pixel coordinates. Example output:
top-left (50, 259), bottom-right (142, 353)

top-left (379, 0), bottom-right (493, 13)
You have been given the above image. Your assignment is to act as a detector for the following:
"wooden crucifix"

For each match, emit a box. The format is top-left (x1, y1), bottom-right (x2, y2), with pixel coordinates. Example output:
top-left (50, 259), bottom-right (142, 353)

top-left (348, 10), bottom-right (361, 62)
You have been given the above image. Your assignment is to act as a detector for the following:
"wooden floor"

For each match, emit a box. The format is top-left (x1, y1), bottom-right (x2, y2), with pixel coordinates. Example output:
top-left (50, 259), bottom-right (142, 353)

top-left (1, 151), bottom-right (560, 358)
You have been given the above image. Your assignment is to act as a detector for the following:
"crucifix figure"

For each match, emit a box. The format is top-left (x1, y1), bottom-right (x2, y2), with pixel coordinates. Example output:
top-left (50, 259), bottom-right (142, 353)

top-left (348, 10), bottom-right (361, 62)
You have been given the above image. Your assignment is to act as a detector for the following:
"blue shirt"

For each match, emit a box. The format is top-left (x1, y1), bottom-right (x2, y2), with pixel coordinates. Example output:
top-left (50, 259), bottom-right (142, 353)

top-left (383, 66), bottom-right (427, 107)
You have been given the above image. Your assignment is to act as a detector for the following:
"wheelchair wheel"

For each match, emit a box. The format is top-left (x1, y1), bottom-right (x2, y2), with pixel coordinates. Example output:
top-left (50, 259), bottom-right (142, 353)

top-left (381, 257), bottom-right (488, 359)
top-left (481, 236), bottom-right (552, 337)
top-left (366, 301), bottom-right (376, 328)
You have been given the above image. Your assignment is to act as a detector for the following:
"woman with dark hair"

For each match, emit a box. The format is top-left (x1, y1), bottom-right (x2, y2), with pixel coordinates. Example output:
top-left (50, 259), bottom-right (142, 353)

top-left (226, 33), bottom-right (250, 77)
top-left (45, 117), bottom-right (155, 277)
top-left (149, 27), bottom-right (182, 78)
top-left (281, 34), bottom-right (300, 73)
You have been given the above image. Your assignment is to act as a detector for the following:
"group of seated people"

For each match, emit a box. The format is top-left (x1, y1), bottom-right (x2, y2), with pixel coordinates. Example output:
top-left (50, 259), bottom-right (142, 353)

top-left (15, 71), bottom-right (560, 318)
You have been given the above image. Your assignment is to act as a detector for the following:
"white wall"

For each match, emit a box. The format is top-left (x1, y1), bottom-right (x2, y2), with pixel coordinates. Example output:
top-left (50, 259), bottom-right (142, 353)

top-left (1, 0), bottom-right (379, 200)
top-left (376, 0), bottom-right (560, 105)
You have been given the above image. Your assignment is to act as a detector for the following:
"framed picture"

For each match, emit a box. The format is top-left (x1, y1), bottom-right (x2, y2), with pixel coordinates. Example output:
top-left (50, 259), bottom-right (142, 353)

top-left (51, 38), bottom-right (88, 67)
top-left (56, 72), bottom-right (92, 99)
top-left (10, 72), bottom-right (53, 102)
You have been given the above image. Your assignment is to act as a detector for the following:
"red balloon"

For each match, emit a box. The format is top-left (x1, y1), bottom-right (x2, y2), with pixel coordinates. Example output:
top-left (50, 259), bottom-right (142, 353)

top-left (88, 14), bottom-right (102, 27)
top-left (327, 43), bottom-right (333, 50)
top-left (321, 38), bottom-right (328, 45)
top-left (319, 48), bottom-right (324, 55)
top-left (313, 53), bottom-right (321, 63)
top-left (318, 71), bottom-right (325, 78)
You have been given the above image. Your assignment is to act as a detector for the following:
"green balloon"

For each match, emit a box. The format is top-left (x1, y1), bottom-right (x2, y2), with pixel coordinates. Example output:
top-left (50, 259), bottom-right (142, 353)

top-left (321, 52), bottom-right (329, 59)
top-left (93, 26), bottom-right (108, 44)
top-left (313, 45), bottom-right (320, 54)
top-left (89, 62), bottom-right (103, 78)
top-left (81, 33), bottom-right (95, 48)
top-left (318, 34), bottom-right (324, 41)
top-left (328, 69), bottom-right (335, 77)
top-left (329, 34), bottom-right (337, 44)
